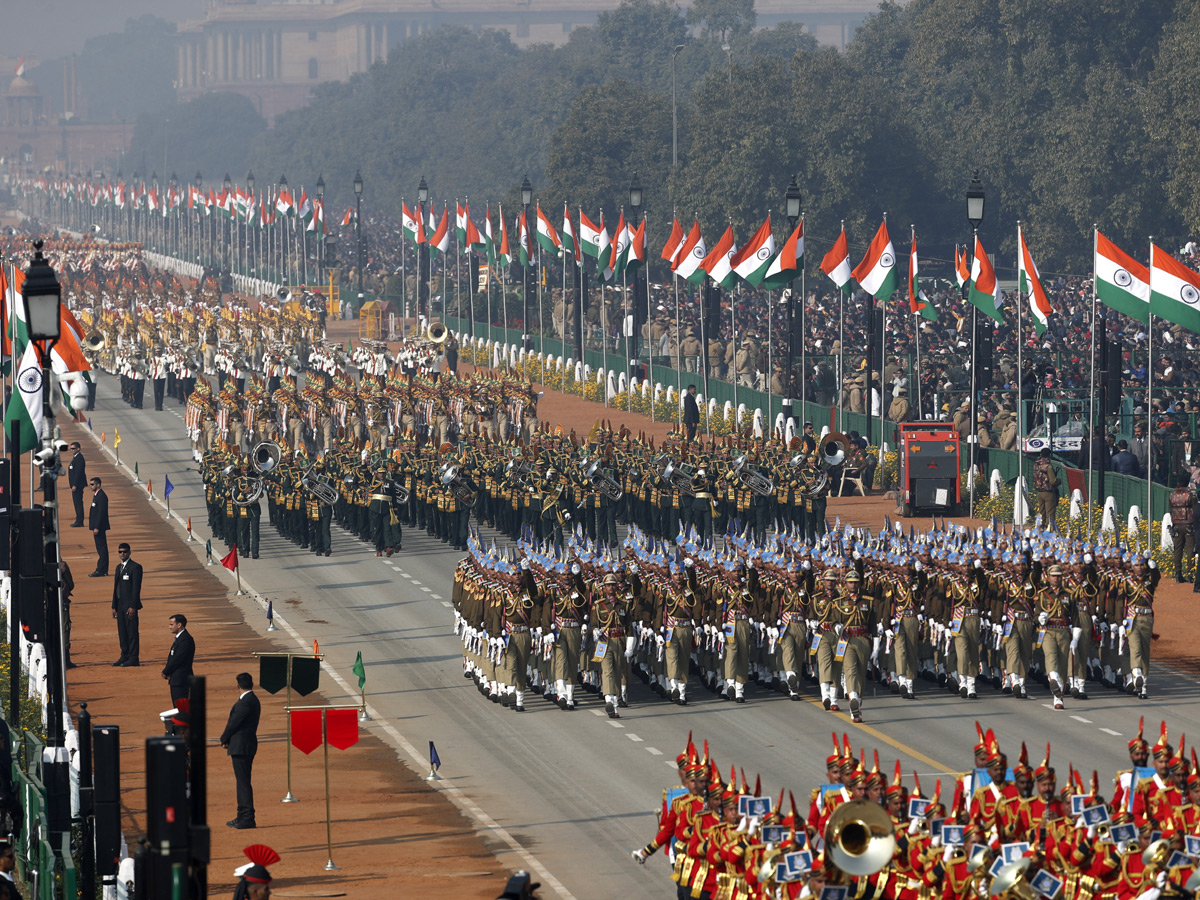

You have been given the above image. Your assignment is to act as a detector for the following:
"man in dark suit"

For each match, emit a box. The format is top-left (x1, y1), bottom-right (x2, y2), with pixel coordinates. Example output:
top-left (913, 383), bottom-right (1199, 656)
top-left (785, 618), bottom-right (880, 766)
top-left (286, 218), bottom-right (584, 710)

top-left (1110, 439), bottom-right (1141, 476)
top-left (0, 841), bottom-right (19, 900)
top-left (161, 614), bottom-right (195, 705)
top-left (89, 477), bottom-right (110, 576)
top-left (67, 442), bottom-right (86, 527)
top-left (682, 384), bottom-right (700, 442)
top-left (220, 672), bottom-right (260, 829)
top-left (111, 543), bottom-right (143, 666)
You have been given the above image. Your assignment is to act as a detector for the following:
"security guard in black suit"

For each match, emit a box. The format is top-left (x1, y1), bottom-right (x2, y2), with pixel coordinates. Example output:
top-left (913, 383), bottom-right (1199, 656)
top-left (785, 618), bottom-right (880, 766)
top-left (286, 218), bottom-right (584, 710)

top-left (68, 442), bottom-right (87, 527)
top-left (111, 542), bottom-right (143, 666)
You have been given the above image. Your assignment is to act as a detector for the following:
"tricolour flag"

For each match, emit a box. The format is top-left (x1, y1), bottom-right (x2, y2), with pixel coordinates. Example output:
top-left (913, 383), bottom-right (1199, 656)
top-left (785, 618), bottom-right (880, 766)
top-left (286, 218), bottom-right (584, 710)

top-left (496, 207), bottom-right (511, 267)
top-left (627, 220), bottom-right (646, 273)
top-left (673, 222), bottom-right (707, 284)
top-left (579, 212), bottom-right (604, 260)
top-left (1150, 243), bottom-right (1200, 336)
top-left (342, 207), bottom-right (357, 229)
top-left (517, 208), bottom-right (532, 267)
top-left (535, 205), bottom-right (561, 255)
top-left (760, 220), bottom-right (804, 291)
top-left (851, 220), bottom-right (897, 300)
top-left (967, 235), bottom-right (1004, 323)
top-left (908, 232), bottom-right (936, 321)
top-left (464, 203), bottom-right (483, 250)
top-left (1017, 226), bottom-right (1053, 336)
top-left (819, 225), bottom-right (852, 292)
top-left (954, 245), bottom-right (971, 290)
top-left (456, 202), bottom-right (468, 244)
top-left (401, 202), bottom-right (423, 244)
top-left (661, 218), bottom-right (684, 264)
top-left (701, 226), bottom-right (738, 289)
top-left (3, 343), bottom-right (44, 453)
top-left (731, 216), bottom-right (775, 287)
top-left (607, 212), bottom-right (629, 281)
top-left (561, 206), bottom-right (578, 265)
top-left (1095, 231), bottom-right (1150, 324)
top-left (429, 206), bottom-right (450, 256)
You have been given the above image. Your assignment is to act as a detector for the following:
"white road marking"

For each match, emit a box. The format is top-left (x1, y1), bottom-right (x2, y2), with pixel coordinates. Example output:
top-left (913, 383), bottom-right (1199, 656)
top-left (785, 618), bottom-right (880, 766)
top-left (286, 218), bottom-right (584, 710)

top-left (627, 734), bottom-right (643, 742)
top-left (609, 721), bottom-right (624, 729)
top-left (1100, 728), bottom-right (1122, 736)
top-left (421, 586), bottom-right (432, 593)
top-left (646, 747), bottom-right (663, 756)
top-left (401, 573), bottom-right (412, 579)
top-left (441, 601), bottom-right (453, 609)
top-left (431, 593), bottom-right (442, 600)
top-left (591, 709), bottom-right (605, 717)
top-left (1070, 715), bottom-right (1092, 724)
top-left (410, 579), bottom-right (422, 585)
top-left (664, 761), bottom-right (677, 769)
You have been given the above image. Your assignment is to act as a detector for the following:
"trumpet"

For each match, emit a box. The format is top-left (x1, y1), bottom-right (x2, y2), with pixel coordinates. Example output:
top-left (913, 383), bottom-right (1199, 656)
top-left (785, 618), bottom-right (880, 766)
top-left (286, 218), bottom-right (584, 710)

top-left (581, 458), bottom-right (624, 501)
top-left (732, 454), bottom-right (774, 497)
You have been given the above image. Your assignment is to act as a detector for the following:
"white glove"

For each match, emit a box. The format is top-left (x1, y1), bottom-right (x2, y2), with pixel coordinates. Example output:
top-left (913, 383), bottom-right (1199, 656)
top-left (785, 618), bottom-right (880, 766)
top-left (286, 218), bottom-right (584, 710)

top-left (684, 557), bottom-right (694, 568)
top-left (930, 833), bottom-right (943, 848)
top-left (908, 818), bottom-right (922, 836)
top-left (593, 627), bottom-right (601, 643)
top-left (535, 626), bottom-right (543, 636)
top-left (629, 562), bottom-right (638, 574)
top-left (1084, 553), bottom-right (1093, 564)
top-left (1086, 824), bottom-right (1098, 840)
top-left (747, 557), bottom-right (755, 570)
top-left (914, 559), bottom-right (923, 572)
top-left (520, 557), bottom-right (530, 570)
top-left (834, 624), bottom-right (843, 636)
top-left (802, 560), bottom-right (812, 571)
top-left (974, 558), bottom-right (982, 568)
top-left (631, 848), bottom-right (648, 864)
top-left (1038, 612), bottom-right (1048, 626)
top-left (625, 636), bottom-right (636, 659)
top-left (571, 563), bottom-right (581, 575)
top-left (942, 845), bottom-right (955, 862)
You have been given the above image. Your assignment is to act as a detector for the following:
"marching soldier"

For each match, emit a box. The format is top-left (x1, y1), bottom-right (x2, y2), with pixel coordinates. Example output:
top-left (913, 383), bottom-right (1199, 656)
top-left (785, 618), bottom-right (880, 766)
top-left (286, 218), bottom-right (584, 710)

top-left (1036, 563), bottom-right (1075, 709)
top-left (1124, 552), bottom-right (1160, 700)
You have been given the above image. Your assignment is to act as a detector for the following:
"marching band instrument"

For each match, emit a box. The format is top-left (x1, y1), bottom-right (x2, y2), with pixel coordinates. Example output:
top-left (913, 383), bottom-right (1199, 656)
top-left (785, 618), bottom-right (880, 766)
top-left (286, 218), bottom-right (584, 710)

top-left (654, 455), bottom-right (697, 497)
top-left (439, 462), bottom-right (478, 508)
top-left (989, 858), bottom-right (1036, 899)
top-left (427, 321), bottom-right (449, 345)
top-left (84, 331), bottom-right (107, 351)
top-left (300, 465), bottom-right (340, 506)
top-left (391, 482), bottom-right (411, 504)
top-left (233, 477), bottom-right (265, 507)
top-left (581, 458), bottom-right (624, 501)
top-left (824, 800), bottom-right (896, 878)
top-left (251, 440), bottom-right (282, 475)
top-left (819, 431), bottom-right (850, 469)
top-left (505, 458), bottom-right (534, 488)
top-left (732, 453), bottom-right (774, 497)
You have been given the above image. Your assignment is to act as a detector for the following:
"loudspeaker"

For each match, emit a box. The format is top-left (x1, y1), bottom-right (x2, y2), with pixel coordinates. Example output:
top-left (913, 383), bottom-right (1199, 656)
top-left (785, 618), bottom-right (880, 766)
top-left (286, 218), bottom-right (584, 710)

top-left (145, 736), bottom-right (190, 849)
top-left (92, 724), bottom-right (121, 805)
top-left (93, 722), bottom-right (121, 878)
top-left (17, 508), bottom-right (45, 642)
top-left (976, 325), bottom-right (994, 390)
top-left (1103, 336), bottom-right (1122, 416)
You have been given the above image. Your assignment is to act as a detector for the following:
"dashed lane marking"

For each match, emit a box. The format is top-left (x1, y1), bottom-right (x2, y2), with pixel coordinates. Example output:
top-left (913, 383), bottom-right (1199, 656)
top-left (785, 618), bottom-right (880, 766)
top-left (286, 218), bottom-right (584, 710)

top-left (627, 734), bottom-right (643, 742)
top-left (1100, 728), bottom-right (1122, 736)
top-left (646, 748), bottom-right (662, 756)
top-left (1070, 715), bottom-right (1092, 724)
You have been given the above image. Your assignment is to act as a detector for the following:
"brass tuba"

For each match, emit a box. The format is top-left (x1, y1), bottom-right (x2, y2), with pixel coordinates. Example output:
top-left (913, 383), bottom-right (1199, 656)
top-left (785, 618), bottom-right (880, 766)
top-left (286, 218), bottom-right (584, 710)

top-left (251, 440), bottom-right (282, 475)
top-left (989, 857), bottom-right (1038, 900)
top-left (582, 458), bottom-right (624, 501)
top-left (427, 321), bottom-right (448, 345)
top-left (84, 331), bottom-right (107, 351)
top-left (439, 462), bottom-right (477, 508)
top-left (819, 431), bottom-right (851, 469)
top-left (732, 453), bottom-right (774, 497)
top-left (233, 476), bottom-right (265, 507)
top-left (824, 800), bottom-right (896, 878)
top-left (655, 455), bottom-right (696, 497)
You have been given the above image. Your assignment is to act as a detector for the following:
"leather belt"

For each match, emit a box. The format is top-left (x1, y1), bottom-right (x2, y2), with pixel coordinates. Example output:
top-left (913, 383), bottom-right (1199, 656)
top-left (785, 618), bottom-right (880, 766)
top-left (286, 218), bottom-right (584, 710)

top-left (554, 616), bottom-right (581, 629)
top-left (780, 612), bottom-right (802, 626)
top-left (1130, 606), bottom-right (1154, 616)
top-left (1008, 612), bottom-right (1031, 621)
top-left (1045, 619), bottom-right (1069, 629)
top-left (666, 616), bottom-right (693, 628)
top-left (956, 608), bottom-right (980, 617)
top-left (842, 627), bottom-right (867, 637)
top-left (725, 613), bottom-right (748, 623)
top-left (507, 625), bottom-right (530, 634)
top-left (604, 629), bottom-right (626, 639)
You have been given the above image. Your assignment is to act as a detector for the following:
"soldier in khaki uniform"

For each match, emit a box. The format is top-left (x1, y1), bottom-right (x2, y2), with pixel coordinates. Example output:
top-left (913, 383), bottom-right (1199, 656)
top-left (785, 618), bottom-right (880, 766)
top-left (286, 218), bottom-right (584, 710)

top-left (813, 569), bottom-right (843, 711)
top-left (1123, 552), bottom-right (1159, 699)
top-left (837, 569), bottom-right (874, 723)
top-left (1035, 564), bottom-right (1074, 709)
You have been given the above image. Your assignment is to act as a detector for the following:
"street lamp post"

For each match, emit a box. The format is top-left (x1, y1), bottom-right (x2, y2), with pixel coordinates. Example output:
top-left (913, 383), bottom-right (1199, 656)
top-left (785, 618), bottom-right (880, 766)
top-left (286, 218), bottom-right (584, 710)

top-left (355, 170), bottom-right (365, 313)
top-left (169, 173), bottom-right (178, 257)
top-left (783, 176), bottom-right (802, 427)
top-left (671, 44), bottom-right (684, 171)
top-left (151, 172), bottom-right (159, 252)
top-left (223, 172), bottom-right (232, 273)
top-left (520, 175), bottom-right (532, 350)
top-left (194, 171), bottom-right (203, 267)
top-left (417, 175), bottom-right (428, 322)
top-left (21, 240), bottom-right (71, 839)
top-left (965, 171), bottom-right (985, 518)
top-left (279, 174), bottom-right (289, 286)
top-left (315, 174), bottom-right (325, 289)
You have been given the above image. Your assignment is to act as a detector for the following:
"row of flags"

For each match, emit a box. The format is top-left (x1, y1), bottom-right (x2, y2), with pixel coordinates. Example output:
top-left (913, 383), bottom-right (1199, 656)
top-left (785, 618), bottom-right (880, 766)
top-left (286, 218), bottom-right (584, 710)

top-left (817, 219), bottom-right (1200, 343)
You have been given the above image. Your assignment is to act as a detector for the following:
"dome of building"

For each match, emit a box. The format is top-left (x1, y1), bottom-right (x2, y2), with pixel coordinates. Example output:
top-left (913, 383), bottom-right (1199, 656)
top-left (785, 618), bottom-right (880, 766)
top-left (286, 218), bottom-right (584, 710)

top-left (6, 76), bottom-right (40, 99)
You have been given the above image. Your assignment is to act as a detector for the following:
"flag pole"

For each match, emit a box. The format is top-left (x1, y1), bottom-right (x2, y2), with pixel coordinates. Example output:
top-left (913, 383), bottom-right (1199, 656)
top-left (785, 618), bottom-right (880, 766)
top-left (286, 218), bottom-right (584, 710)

top-left (674, 215), bottom-right (683, 431)
top-left (968, 228), bottom-right (978, 519)
top-left (800, 212), bottom-right (807, 434)
top-left (536, 205), bottom-right (545, 385)
top-left (879, 212), bottom-right (888, 468)
top-left (401, 198), bottom-right (408, 340)
top-left (1147, 238), bottom-right (1155, 554)
top-left (284, 657), bottom-right (298, 803)
top-left (911, 225), bottom-right (922, 422)
top-left (1088, 225), bottom-right (1100, 540)
top-left (322, 709), bottom-right (339, 871)
top-left (1016, 222), bottom-right (1024, 525)
top-left (838, 220), bottom-right (845, 434)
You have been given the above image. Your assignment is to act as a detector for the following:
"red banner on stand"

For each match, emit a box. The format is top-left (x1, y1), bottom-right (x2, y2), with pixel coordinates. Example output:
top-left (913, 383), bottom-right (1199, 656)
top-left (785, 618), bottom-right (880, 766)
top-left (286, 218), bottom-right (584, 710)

top-left (290, 709), bottom-right (323, 755)
top-left (326, 709), bottom-right (359, 750)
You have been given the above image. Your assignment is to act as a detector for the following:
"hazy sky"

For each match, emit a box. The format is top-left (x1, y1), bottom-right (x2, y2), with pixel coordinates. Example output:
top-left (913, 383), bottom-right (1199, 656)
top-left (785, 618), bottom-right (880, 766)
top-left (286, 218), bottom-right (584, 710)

top-left (1, 0), bottom-right (201, 59)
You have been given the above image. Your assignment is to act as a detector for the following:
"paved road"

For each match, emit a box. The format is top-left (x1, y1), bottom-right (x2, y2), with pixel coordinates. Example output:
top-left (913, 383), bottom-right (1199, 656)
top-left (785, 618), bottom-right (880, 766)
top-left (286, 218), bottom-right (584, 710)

top-left (77, 373), bottom-right (1200, 900)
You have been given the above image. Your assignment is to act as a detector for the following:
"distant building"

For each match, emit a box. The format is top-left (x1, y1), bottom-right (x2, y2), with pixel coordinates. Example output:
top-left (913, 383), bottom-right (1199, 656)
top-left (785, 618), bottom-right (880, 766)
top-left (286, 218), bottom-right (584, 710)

top-left (177, 0), bottom-right (902, 122)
